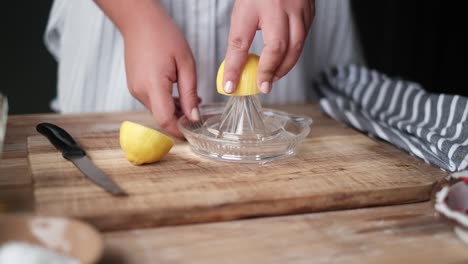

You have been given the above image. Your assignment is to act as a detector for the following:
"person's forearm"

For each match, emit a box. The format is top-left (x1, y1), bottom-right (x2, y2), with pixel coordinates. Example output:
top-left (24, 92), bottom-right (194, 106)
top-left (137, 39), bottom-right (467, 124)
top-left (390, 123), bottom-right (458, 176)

top-left (94, 0), bottom-right (199, 137)
top-left (95, 0), bottom-right (167, 37)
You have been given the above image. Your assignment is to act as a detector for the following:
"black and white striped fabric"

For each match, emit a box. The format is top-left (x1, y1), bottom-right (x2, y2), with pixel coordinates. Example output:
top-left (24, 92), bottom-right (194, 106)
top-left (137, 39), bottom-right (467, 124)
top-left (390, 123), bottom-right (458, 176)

top-left (315, 65), bottom-right (468, 172)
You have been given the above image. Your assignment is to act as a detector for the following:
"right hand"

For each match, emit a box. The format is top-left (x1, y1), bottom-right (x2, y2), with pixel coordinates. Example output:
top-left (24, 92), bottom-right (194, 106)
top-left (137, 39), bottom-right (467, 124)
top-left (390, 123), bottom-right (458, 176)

top-left (222, 0), bottom-right (314, 95)
top-left (119, 1), bottom-right (199, 138)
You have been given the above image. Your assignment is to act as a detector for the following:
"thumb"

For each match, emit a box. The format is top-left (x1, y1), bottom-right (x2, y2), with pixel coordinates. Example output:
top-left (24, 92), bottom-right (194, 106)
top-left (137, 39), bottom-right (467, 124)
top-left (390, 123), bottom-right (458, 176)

top-left (222, 3), bottom-right (257, 94)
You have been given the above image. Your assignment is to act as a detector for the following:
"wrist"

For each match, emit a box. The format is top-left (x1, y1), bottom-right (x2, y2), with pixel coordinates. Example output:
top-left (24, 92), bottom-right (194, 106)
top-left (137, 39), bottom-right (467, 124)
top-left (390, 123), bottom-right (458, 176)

top-left (96, 0), bottom-right (168, 38)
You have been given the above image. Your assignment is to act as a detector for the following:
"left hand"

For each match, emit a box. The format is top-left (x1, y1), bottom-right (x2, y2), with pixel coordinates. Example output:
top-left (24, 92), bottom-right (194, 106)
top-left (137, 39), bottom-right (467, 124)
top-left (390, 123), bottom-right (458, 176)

top-left (222, 0), bottom-right (315, 94)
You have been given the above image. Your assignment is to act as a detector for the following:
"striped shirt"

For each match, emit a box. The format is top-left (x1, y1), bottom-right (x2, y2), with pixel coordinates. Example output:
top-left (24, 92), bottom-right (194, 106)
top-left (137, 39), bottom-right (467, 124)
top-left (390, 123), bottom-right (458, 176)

top-left (44, 0), bottom-right (363, 113)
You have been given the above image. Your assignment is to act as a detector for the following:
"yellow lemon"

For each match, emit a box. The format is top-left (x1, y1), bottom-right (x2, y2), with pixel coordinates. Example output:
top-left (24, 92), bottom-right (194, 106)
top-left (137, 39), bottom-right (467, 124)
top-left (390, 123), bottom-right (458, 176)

top-left (217, 53), bottom-right (260, 96)
top-left (120, 121), bottom-right (174, 165)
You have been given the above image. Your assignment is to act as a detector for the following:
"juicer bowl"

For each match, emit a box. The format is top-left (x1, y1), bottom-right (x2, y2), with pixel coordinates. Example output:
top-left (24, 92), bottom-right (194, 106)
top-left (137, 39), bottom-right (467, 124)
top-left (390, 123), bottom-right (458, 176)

top-left (178, 103), bottom-right (313, 163)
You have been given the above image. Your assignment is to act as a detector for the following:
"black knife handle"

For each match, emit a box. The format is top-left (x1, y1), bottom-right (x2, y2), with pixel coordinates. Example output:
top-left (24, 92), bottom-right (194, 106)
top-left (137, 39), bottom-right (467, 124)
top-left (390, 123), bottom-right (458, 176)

top-left (36, 123), bottom-right (85, 159)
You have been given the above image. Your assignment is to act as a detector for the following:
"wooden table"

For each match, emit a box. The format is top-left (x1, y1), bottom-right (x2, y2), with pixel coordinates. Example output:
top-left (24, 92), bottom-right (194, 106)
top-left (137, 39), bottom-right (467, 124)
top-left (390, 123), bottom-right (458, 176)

top-left (1, 104), bottom-right (467, 263)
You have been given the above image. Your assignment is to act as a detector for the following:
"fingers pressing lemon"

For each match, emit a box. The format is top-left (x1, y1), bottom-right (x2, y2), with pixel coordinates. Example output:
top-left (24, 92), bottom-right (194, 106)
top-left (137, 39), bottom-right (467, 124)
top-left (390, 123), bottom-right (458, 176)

top-left (120, 121), bottom-right (174, 165)
top-left (217, 54), bottom-right (260, 96)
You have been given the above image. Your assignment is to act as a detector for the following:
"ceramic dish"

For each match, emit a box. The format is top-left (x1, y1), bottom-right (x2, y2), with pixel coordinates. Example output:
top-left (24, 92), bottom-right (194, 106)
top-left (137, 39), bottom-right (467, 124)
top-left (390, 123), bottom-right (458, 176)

top-left (0, 215), bottom-right (103, 263)
top-left (434, 172), bottom-right (468, 244)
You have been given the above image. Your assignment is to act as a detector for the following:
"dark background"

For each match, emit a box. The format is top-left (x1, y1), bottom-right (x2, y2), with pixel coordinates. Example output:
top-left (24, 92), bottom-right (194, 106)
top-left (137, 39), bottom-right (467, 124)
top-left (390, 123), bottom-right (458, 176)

top-left (352, 1), bottom-right (467, 97)
top-left (2, 1), bottom-right (57, 114)
top-left (1, 0), bottom-right (466, 115)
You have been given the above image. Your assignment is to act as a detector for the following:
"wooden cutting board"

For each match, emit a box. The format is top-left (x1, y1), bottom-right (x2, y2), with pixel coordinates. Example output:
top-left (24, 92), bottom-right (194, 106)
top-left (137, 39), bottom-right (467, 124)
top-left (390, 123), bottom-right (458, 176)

top-left (27, 114), bottom-right (445, 231)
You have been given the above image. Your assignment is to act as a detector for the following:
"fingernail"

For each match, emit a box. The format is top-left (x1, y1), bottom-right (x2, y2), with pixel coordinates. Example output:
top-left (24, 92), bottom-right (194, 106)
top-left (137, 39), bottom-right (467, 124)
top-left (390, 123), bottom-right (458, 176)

top-left (260, 82), bottom-right (271, 94)
top-left (191, 107), bottom-right (200, 121)
top-left (224, 81), bottom-right (234, 93)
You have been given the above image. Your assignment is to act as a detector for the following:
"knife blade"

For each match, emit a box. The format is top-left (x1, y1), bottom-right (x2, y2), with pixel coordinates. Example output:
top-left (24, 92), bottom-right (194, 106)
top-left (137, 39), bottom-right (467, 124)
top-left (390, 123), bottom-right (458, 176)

top-left (36, 122), bottom-right (127, 196)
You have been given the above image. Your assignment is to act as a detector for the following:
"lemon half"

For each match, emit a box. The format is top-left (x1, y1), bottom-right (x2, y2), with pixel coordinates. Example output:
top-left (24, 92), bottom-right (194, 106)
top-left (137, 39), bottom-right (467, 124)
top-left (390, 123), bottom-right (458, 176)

top-left (120, 121), bottom-right (174, 165)
top-left (216, 54), bottom-right (260, 96)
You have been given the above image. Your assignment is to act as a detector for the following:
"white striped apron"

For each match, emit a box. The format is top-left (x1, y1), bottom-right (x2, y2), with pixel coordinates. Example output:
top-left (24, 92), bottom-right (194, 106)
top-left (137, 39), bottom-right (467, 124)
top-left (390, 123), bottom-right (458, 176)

top-left (44, 0), bottom-right (364, 113)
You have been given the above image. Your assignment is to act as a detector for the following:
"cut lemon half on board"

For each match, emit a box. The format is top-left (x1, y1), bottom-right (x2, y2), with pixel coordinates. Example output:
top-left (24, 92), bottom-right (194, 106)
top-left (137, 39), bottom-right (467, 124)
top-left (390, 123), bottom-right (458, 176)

top-left (120, 121), bottom-right (174, 165)
top-left (217, 53), bottom-right (260, 96)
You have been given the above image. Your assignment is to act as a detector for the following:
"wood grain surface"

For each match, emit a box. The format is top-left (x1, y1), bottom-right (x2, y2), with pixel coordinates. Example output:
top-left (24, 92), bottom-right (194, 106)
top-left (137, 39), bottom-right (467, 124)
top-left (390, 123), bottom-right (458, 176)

top-left (1, 105), bottom-right (464, 263)
top-left (27, 105), bottom-right (445, 231)
top-left (0, 111), bottom-right (154, 212)
top-left (102, 203), bottom-right (468, 264)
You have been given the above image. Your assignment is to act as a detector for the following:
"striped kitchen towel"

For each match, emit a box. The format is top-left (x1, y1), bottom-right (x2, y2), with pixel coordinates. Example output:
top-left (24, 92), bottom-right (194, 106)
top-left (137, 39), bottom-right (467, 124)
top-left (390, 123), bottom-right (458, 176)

top-left (315, 65), bottom-right (468, 172)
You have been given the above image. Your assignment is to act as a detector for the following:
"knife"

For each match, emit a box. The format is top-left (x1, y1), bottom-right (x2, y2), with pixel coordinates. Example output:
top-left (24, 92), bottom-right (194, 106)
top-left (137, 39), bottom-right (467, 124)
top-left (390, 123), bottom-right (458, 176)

top-left (36, 123), bottom-right (127, 196)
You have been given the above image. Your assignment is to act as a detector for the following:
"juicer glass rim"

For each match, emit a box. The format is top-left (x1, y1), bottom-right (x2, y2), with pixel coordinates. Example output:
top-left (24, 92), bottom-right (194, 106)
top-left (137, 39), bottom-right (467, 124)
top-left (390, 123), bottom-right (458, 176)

top-left (177, 104), bottom-right (313, 145)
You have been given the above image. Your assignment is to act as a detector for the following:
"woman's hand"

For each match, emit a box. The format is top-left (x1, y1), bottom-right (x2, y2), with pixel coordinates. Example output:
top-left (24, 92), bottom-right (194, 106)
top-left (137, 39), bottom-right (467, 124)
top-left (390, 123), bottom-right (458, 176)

top-left (123, 9), bottom-right (199, 138)
top-left (222, 0), bottom-right (314, 94)
top-left (96, 0), bottom-right (199, 138)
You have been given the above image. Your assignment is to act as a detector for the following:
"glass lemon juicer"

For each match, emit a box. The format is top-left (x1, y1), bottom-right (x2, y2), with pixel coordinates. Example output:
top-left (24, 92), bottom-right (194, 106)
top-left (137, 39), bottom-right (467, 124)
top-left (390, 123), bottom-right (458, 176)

top-left (178, 54), bottom-right (312, 163)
